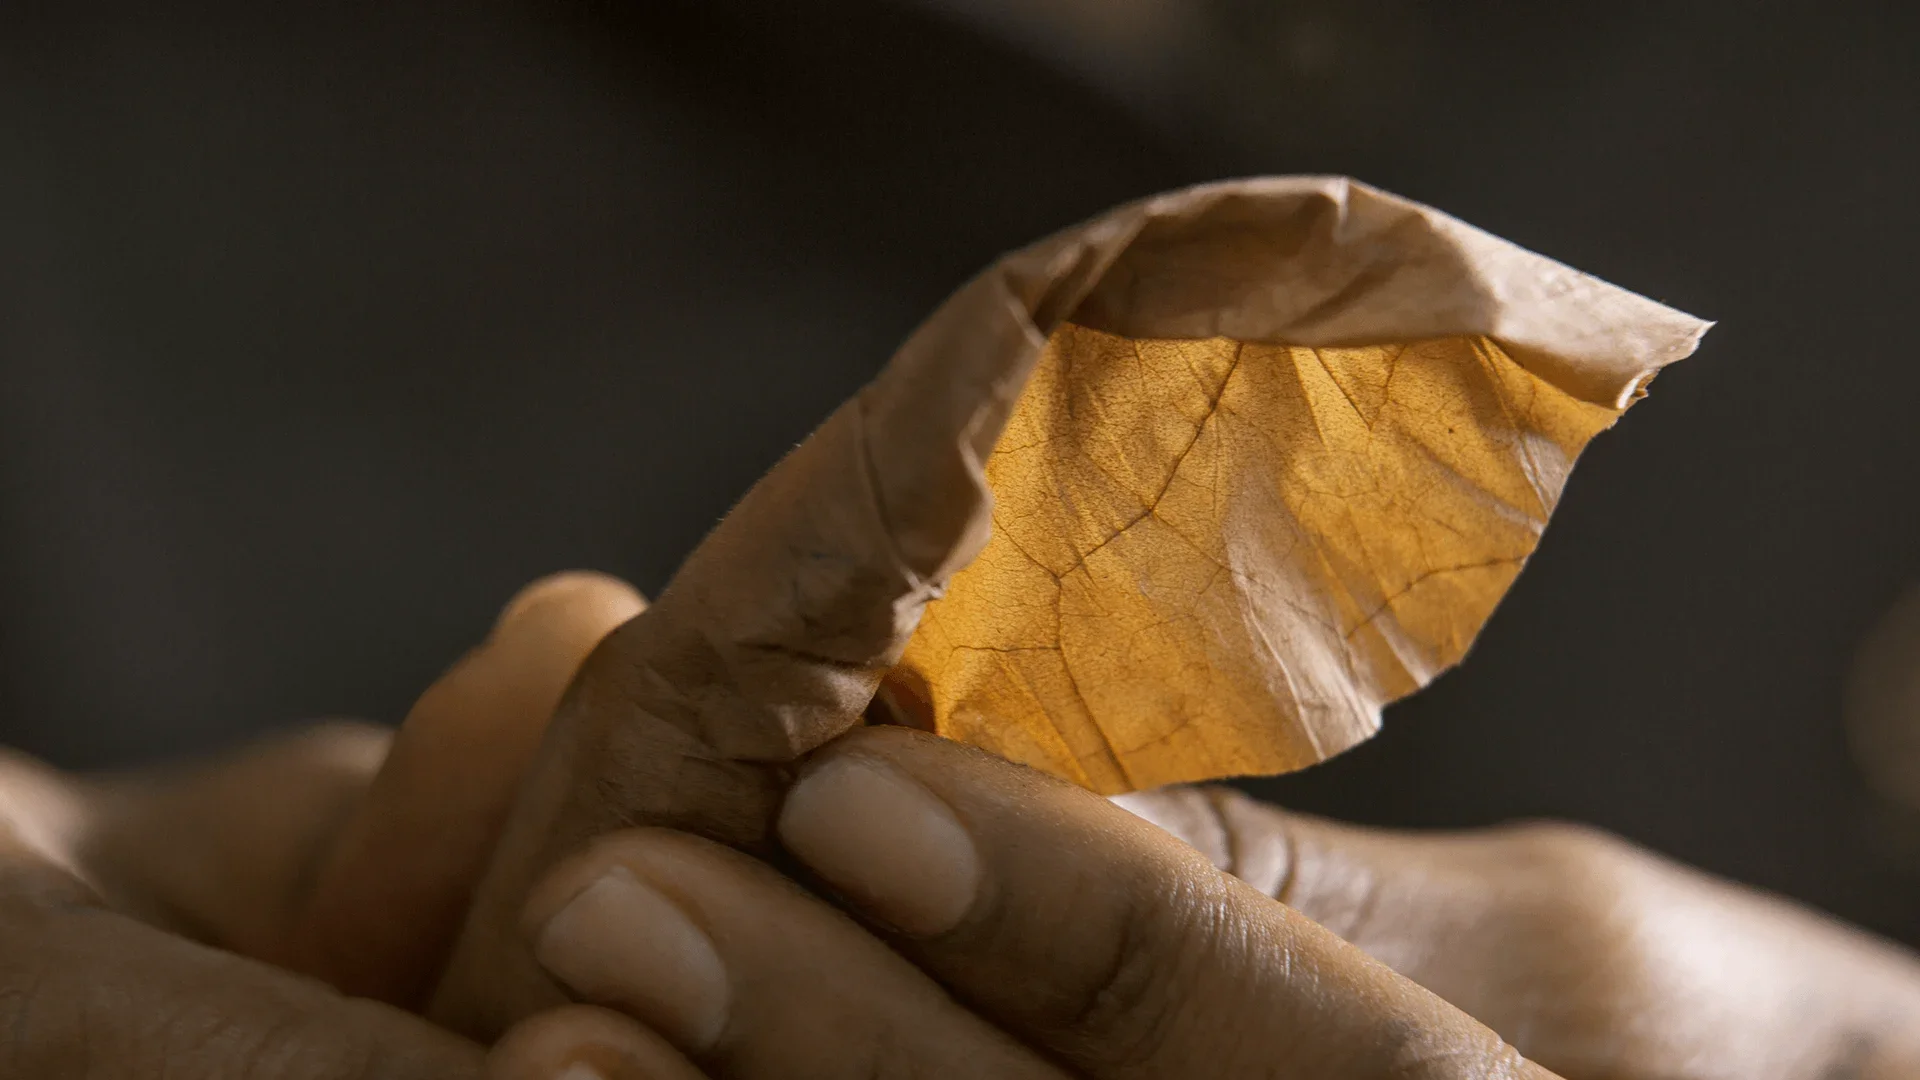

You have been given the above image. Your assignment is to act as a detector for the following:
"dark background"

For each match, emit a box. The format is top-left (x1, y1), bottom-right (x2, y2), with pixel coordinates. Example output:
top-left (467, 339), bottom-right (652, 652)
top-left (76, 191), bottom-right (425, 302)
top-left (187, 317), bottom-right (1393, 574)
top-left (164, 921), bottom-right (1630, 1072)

top-left (2, 1), bottom-right (1916, 944)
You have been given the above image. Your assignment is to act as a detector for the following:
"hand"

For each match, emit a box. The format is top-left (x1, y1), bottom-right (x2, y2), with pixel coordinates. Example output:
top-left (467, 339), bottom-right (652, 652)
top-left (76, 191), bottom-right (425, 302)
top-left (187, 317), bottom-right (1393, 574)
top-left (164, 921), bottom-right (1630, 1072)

top-left (0, 718), bottom-right (506, 1079)
top-left (493, 725), bottom-right (1558, 1080)
top-left (495, 726), bottom-right (1920, 1080)
top-left (1115, 786), bottom-right (1920, 1079)
top-left (0, 573), bottom-right (653, 1078)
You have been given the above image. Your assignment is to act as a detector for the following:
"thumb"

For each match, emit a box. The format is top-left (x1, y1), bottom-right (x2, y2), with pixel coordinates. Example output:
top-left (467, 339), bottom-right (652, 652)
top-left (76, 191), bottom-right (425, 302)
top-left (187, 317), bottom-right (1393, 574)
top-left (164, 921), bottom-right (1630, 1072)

top-left (776, 727), bottom-right (1557, 1079)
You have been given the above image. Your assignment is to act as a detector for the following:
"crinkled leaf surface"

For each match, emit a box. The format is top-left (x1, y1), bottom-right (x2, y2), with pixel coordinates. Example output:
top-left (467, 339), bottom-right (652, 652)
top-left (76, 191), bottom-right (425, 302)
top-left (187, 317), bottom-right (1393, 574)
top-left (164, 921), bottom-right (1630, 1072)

top-left (896, 327), bottom-right (1620, 793)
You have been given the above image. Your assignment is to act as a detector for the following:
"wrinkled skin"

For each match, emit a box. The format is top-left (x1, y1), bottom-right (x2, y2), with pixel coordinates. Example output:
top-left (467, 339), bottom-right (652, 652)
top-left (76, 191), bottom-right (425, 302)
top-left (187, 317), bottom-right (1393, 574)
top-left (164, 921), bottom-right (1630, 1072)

top-left (1121, 788), bottom-right (1920, 1079)
top-left (1, 574), bottom-right (1917, 1078)
top-left (0, 728), bottom-right (482, 1080)
top-left (0, 572), bottom-right (646, 1079)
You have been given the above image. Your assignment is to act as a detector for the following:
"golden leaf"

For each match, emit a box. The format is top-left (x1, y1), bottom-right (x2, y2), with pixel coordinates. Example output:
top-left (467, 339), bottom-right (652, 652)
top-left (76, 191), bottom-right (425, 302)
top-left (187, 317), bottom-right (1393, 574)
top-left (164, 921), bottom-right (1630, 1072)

top-left (897, 327), bottom-right (1628, 793)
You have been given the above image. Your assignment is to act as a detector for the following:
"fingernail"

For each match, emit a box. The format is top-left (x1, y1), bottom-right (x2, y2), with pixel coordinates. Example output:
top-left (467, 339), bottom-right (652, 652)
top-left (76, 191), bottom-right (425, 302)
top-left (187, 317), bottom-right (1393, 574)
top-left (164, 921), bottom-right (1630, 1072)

top-left (532, 867), bottom-right (729, 1052)
top-left (777, 756), bottom-right (980, 935)
top-left (556, 1066), bottom-right (605, 1080)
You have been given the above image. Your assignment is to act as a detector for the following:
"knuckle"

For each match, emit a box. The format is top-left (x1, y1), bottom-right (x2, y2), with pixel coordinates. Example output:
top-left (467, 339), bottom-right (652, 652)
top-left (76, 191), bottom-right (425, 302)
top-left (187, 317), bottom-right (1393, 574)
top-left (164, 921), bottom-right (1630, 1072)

top-left (1478, 821), bottom-right (1671, 1032)
top-left (1489, 821), bottom-right (1643, 930)
top-left (1496, 820), bottom-right (1644, 887)
top-left (1045, 874), bottom-right (1229, 1071)
top-left (1058, 913), bottom-right (1164, 1053)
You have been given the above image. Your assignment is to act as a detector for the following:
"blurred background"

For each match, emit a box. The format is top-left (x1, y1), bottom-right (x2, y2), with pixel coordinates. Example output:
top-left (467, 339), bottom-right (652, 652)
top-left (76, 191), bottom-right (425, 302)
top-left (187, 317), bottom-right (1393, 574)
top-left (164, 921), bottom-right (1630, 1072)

top-left (2, 0), bottom-right (1916, 945)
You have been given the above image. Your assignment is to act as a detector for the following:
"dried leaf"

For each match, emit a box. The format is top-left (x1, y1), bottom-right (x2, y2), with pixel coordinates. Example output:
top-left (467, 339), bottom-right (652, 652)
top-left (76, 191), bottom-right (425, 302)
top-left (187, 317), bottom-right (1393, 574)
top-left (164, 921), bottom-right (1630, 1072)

top-left (879, 178), bottom-right (1709, 793)
top-left (897, 332), bottom-right (1618, 791)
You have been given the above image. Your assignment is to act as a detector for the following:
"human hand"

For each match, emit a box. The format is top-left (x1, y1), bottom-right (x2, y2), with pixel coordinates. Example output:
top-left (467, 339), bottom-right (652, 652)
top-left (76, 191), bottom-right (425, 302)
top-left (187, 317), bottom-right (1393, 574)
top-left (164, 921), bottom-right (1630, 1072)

top-left (492, 725), bottom-right (1560, 1080)
top-left (15, 561), bottom-right (1910, 1079)
top-left (1115, 786), bottom-right (1920, 1079)
top-left (0, 713), bottom-right (498, 1078)
top-left (496, 726), bottom-right (1920, 1080)
top-left (0, 572), bottom-right (651, 1078)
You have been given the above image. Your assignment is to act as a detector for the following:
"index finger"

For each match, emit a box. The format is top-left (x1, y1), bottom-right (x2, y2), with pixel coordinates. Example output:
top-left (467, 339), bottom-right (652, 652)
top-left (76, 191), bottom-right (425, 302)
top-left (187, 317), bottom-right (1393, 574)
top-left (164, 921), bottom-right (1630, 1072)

top-left (282, 571), bottom-right (645, 1007)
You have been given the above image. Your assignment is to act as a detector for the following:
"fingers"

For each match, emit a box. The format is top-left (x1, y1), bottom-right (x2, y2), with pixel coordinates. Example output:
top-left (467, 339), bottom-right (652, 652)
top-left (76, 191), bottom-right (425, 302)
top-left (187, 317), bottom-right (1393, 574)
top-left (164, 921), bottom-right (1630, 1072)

top-left (1112, 786), bottom-right (1627, 1053)
top-left (488, 1007), bottom-right (704, 1080)
top-left (428, 233), bottom-right (1130, 1036)
top-left (71, 722), bottom-right (392, 953)
top-left (776, 727), bottom-right (1558, 1080)
top-left (0, 859), bottom-right (483, 1079)
top-left (515, 828), bottom-right (1065, 1080)
top-left (285, 571), bottom-right (645, 1006)
top-left (1118, 787), bottom-right (1920, 1080)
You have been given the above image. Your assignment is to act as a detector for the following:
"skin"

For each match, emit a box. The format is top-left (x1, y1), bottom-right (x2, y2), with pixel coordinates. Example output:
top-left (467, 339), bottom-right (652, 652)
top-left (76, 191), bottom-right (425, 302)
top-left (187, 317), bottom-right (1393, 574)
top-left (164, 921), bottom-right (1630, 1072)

top-left (0, 572), bottom-right (1916, 1077)
top-left (0, 721), bottom-right (485, 1079)
top-left (0, 573), bottom-right (641, 1078)
top-left (508, 730), bottom-right (1920, 1080)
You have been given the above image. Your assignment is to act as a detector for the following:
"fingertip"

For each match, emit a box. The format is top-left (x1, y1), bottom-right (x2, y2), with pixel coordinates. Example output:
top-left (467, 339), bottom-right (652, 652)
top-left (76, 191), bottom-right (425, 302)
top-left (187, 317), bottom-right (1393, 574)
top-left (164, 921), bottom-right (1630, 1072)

top-left (493, 571), bottom-right (647, 641)
top-left (518, 830), bottom-right (710, 946)
top-left (488, 1005), bottom-right (705, 1080)
top-left (803, 722), bottom-right (969, 777)
top-left (512, 829), bottom-right (1064, 1080)
top-left (272, 719), bottom-right (395, 777)
top-left (519, 831), bottom-right (735, 1055)
top-left (777, 752), bottom-right (981, 937)
top-left (285, 574), bottom-right (642, 1004)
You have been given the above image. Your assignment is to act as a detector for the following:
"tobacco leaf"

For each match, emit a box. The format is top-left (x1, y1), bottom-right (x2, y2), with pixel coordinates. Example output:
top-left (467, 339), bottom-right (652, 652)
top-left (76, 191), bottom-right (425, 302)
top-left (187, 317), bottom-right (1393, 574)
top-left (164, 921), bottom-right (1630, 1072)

top-left (897, 332), bottom-right (1618, 792)
top-left (878, 178), bottom-right (1709, 793)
